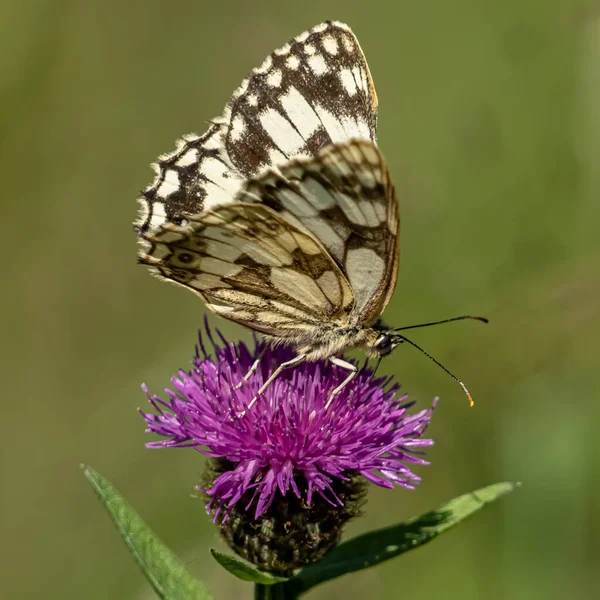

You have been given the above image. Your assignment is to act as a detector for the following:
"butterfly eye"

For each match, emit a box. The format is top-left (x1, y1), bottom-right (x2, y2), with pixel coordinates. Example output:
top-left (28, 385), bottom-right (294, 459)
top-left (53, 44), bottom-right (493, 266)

top-left (374, 334), bottom-right (394, 357)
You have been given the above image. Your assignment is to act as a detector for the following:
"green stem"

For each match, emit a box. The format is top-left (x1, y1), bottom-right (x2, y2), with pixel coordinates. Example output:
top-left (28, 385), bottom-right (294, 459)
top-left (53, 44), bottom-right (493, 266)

top-left (254, 582), bottom-right (297, 600)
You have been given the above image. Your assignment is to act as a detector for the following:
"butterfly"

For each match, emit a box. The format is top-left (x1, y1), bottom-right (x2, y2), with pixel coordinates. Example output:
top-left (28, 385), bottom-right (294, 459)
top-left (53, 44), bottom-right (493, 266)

top-left (136, 21), bottom-right (486, 409)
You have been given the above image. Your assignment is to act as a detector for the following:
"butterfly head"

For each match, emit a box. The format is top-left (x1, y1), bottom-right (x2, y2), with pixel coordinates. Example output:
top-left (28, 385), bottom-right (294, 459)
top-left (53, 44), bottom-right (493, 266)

top-left (368, 315), bottom-right (489, 407)
top-left (371, 324), bottom-right (404, 357)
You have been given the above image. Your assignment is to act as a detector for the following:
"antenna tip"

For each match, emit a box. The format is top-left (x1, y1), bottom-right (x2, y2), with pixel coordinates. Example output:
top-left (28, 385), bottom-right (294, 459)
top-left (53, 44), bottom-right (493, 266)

top-left (459, 381), bottom-right (475, 407)
top-left (474, 316), bottom-right (489, 324)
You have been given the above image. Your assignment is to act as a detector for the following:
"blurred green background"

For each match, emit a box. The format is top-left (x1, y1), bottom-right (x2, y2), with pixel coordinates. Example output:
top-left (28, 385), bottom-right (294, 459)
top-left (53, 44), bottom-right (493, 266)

top-left (2, 0), bottom-right (598, 598)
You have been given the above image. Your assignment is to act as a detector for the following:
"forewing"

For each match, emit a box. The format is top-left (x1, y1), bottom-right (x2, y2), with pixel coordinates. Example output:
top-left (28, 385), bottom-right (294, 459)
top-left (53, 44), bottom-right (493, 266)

top-left (238, 139), bottom-right (399, 325)
top-left (138, 204), bottom-right (354, 338)
top-left (136, 125), bottom-right (245, 236)
top-left (223, 21), bottom-right (378, 177)
top-left (135, 21), bottom-right (377, 237)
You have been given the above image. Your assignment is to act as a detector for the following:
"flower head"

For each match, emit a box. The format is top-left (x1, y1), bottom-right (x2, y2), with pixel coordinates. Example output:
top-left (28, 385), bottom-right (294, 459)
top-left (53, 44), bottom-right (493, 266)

top-left (141, 327), bottom-right (436, 571)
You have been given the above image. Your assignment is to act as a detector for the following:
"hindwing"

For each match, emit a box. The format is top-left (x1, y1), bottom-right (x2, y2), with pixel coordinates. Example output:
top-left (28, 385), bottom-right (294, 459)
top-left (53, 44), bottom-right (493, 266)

top-left (139, 203), bottom-right (354, 338)
top-left (238, 139), bottom-right (399, 325)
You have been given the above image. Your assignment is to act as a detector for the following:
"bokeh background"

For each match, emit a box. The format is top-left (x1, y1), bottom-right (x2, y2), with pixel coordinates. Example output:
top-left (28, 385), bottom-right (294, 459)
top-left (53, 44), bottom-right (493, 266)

top-left (2, 0), bottom-right (599, 598)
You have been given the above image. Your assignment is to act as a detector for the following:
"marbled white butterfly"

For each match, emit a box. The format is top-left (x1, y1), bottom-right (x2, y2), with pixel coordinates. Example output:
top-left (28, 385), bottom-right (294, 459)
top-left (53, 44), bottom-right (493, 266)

top-left (136, 21), bottom-right (486, 408)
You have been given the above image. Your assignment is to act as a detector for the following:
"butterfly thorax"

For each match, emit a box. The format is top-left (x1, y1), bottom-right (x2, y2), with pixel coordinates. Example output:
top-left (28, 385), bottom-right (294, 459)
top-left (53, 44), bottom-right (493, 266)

top-left (262, 320), bottom-right (401, 362)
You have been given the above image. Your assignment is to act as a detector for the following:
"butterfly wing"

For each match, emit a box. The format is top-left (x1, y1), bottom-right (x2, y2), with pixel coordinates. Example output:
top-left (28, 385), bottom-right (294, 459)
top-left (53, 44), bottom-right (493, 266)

top-left (138, 203), bottom-right (354, 339)
top-left (223, 21), bottom-right (378, 178)
top-left (135, 125), bottom-right (242, 235)
top-left (238, 139), bottom-right (399, 326)
top-left (136, 21), bottom-right (377, 236)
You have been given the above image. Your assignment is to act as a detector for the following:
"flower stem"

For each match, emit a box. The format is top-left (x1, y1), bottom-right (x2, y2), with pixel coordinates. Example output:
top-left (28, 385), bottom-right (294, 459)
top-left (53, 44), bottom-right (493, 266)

top-left (254, 582), bottom-right (297, 600)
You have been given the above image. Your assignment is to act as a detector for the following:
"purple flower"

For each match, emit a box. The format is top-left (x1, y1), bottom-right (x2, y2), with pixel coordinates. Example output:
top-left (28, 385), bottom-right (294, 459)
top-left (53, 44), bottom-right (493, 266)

top-left (140, 328), bottom-right (436, 523)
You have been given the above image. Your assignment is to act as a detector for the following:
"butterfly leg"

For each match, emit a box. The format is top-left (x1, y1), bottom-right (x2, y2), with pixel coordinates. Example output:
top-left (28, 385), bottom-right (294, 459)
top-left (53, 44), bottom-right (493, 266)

top-left (245, 353), bottom-right (307, 411)
top-left (234, 346), bottom-right (267, 390)
top-left (325, 356), bottom-right (358, 409)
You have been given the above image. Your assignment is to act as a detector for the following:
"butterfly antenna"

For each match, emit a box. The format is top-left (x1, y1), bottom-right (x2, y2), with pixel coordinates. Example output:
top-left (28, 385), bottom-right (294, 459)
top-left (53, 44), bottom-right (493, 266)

top-left (395, 315), bottom-right (488, 332)
top-left (397, 335), bottom-right (475, 407)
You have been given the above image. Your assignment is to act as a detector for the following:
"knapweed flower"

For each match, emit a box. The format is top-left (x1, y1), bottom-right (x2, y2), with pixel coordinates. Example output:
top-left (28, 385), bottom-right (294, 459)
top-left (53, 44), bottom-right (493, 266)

top-left (141, 328), bottom-right (436, 573)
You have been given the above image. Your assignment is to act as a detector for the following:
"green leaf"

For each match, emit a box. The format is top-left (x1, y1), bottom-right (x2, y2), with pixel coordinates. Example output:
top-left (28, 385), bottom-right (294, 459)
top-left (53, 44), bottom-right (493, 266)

top-left (210, 549), bottom-right (289, 584)
top-left (290, 481), bottom-right (519, 595)
top-left (83, 465), bottom-right (213, 600)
